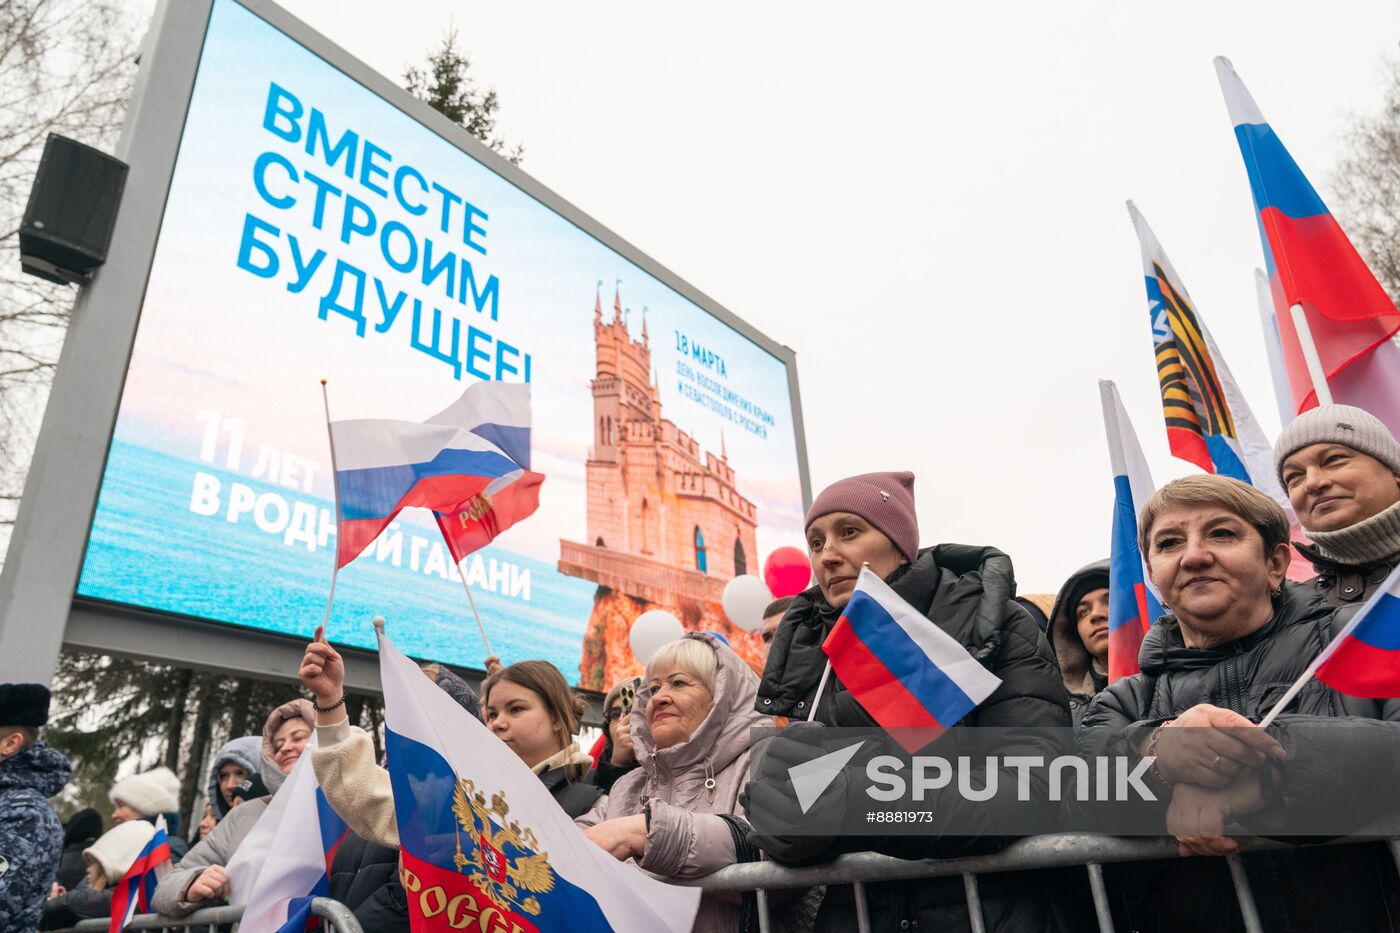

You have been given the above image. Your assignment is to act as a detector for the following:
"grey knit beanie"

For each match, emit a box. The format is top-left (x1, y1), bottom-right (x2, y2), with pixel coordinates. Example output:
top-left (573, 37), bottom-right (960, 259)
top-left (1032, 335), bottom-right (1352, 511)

top-left (805, 471), bottom-right (919, 563)
top-left (1274, 405), bottom-right (1400, 483)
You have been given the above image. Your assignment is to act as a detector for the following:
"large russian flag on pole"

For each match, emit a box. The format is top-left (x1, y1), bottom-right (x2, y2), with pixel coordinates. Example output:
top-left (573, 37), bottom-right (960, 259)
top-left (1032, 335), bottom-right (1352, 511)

top-left (1127, 202), bottom-right (1287, 509)
top-left (430, 382), bottom-right (545, 562)
top-left (1216, 57), bottom-right (1400, 436)
top-left (108, 820), bottom-right (171, 933)
top-left (330, 382), bottom-right (538, 567)
top-left (1314, 562), bottom-right (1400, 699)
top-left (226, 736), bottom-right (349, 933)
top-left (1099, 381), bottom-right (1164, 682)
top-left (821, 566), bottom-right (1001, 753)
top-left (377, 625), bottom-right (700, 933)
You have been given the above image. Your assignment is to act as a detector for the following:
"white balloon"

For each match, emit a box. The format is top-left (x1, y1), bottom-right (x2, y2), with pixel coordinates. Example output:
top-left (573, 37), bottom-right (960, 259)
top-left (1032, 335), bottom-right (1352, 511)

top-left (629, 610), bottom-right (684, 665)
top-left (722, 574), bottom-right (773, 633)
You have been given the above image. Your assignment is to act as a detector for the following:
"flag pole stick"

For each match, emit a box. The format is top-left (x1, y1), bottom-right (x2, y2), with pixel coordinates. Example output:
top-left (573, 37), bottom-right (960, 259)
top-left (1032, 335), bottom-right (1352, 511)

top-left (1288, 303), bottom-right (1335, 406)
top-left (1257, 666), bottom-right (1317, 730)
top-left (805, 560), bottom-right (866, 722)
top-left (807, 660), bottom-right (832, 723)
top-left (319, 379), bottom-right (341, 632)
top-left (455, 568), bottom-right (496, 660)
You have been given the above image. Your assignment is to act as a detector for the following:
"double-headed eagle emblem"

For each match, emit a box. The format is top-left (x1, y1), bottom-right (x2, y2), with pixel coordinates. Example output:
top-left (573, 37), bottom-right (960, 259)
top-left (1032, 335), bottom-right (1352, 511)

top-left (451, 778), bottom-right (556, 916)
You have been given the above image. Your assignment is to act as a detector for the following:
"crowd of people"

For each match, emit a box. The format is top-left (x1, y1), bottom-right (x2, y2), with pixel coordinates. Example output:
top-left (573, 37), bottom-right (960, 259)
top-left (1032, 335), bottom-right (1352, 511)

top-left (2, 402), bottom-right (1399, 932)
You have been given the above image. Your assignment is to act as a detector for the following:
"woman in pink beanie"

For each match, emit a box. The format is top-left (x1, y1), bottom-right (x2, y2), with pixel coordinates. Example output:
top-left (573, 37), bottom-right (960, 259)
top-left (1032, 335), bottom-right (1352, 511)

top-left (750, 470), bottom-right (1072, 933)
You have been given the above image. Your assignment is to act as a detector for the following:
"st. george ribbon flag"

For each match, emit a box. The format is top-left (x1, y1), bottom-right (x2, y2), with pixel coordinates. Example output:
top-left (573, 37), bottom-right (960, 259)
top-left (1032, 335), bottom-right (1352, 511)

top-left (1127, 204), bottom-right (1314, 581)
top-left (108, 818), bottom-right (171, 933)
top-left (1099, 381), bottom-right (1164, 682)
top-left (329, 381), bottom-right (540, 568)
top-left (1127, 202), bottom-right (1287, 508)
top-left (1314, 561), bottom-right (1400, 699)
top-left (377, 626), bottom-right (702, 933)
top-left (1216, 56), bottom-right (1400, 435)
top-left (225, 735), bottom-right (349, 933)
top-left (428, 381), bottom-right (546, 562)
top-left (821, 565), bottom-right (1001, 753)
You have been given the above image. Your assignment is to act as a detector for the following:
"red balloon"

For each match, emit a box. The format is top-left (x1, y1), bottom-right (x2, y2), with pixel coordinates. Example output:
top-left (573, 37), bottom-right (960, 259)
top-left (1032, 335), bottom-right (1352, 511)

top-left (763, 546), bottom-right (812, 599)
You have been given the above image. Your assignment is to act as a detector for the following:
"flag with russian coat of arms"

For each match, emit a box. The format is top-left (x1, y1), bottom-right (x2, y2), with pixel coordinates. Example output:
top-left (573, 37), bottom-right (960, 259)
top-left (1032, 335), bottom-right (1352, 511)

top-left (377, 627), bottom-right (700, 933)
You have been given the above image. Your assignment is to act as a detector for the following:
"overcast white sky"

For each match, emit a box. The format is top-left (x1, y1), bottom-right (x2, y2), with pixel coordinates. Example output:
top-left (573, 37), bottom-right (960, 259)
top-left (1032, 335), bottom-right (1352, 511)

top-left (242, 1), bottom-right (1399, 592)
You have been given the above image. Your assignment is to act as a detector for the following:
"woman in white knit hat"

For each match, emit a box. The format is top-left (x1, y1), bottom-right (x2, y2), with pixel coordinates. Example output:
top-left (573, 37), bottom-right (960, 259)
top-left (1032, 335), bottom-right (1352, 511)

top-left (1275, 403), bottom-right (1400, 606)
top-left (39, 820), bottom-right (156, 929)
top-left (108, 766), bottom-right (188, 860)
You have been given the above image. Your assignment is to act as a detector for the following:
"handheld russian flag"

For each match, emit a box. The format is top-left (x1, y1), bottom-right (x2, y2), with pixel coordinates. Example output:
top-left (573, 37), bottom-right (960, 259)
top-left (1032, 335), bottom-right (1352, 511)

top-left (377, 624), bottom-right (701, 933)
top-left (225, 735), bottom-right (349, 933)
top-left (1127, 203), bottom-right (1287, 506)
top-left (1261, 563), bottom-right (1400, 729)
top-left (330, 381), bottom-right (541, 568)
top-left (820, 566), bottom-right (1001, 753)
top-left (1099, 381), bottom-right (1164, 682)
top-left (1216, 57), bottom-right (1400, 435)
top-left (1314, 562), bottom-right (1400, 698)
top-left (108, 819), bottom-right (171, 933)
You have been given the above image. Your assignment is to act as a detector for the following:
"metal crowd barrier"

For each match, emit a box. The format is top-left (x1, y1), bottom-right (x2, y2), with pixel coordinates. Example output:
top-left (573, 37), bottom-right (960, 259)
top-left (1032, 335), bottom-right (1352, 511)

top-left (695, 833), bottom-right (1400, 933)
top-left (59, 897), bottom-right (363, 932)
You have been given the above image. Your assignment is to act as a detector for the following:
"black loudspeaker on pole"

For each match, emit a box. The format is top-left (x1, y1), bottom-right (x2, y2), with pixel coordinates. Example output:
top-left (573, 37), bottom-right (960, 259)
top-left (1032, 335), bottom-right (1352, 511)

top-left (20, 134), bottom-right (129, 286)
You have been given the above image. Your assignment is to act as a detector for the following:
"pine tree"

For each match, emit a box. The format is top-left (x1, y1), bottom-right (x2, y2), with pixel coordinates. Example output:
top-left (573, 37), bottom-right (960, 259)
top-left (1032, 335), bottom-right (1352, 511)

top-left (404, 27), bottom-right (524, 164)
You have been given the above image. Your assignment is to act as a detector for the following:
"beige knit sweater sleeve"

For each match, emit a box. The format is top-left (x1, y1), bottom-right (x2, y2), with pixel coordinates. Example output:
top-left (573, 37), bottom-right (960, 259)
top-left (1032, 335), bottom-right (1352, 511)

top-left (311, 718), bottom-right (400, 848)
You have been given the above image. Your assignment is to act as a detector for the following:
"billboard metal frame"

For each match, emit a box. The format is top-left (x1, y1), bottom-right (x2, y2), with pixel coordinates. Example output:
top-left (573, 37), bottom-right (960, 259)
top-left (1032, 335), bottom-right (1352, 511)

top-left (0, 0), bottom-right (812, 691)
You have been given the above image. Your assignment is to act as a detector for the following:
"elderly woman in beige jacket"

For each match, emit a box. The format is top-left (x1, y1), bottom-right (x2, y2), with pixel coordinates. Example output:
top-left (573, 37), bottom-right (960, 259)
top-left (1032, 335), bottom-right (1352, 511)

top-left (579, 633), bottom-right (772, 933)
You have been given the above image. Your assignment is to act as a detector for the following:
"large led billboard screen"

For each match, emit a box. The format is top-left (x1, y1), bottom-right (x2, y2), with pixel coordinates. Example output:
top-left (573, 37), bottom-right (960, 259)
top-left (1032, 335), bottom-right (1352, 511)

top-left (74, 0), bottom-right (806, 688)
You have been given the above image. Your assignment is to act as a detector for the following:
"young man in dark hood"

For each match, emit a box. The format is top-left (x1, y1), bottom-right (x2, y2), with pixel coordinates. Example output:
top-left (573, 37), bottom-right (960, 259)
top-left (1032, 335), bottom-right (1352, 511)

top-left (0, 683), bottom-right (71, 932)
top-left (1047, 560), bottom-right (1110, 727)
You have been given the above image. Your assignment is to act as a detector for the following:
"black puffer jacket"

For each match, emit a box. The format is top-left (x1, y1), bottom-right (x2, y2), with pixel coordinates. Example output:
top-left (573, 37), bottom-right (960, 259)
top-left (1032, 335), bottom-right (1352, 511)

top-left (755, 545), bottom-right (1074, 933)
top-left (1076, 583), bottom-right (1400, 932)
top-left (328, 832), bottom-right (406, 933)
top-left (1295, 540), bottom-right (1399, 607)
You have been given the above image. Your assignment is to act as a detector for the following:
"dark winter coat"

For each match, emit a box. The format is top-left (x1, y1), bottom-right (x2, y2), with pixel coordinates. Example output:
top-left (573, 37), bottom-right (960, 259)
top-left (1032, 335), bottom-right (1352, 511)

top-left (0, 740), bottom-right (71, 932)
top-left (539, 761), bottom-right (606, 818)
top-left (56, 809), bottom-right (102, 890)
top-left (1075, 582), bottom-right (1400, 932)
top-left (1295, 540), bottom-right (1399, 607)
top-left (1046, 559), bottom-right (1110, 728)
top-left (754, 544), bottom-right (1073, 933)
top-left (39, 883), bottom-right (112, 930)
top-left (328, 832), bottom-right (407, 933)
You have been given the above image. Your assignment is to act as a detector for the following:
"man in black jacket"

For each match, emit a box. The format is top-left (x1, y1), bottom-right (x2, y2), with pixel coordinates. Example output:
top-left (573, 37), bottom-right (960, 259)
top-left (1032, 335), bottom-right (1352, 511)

top-left (1276, 403), bottom-right (1400, 605)
top-left (748, 471), bottom-right (1072, 933)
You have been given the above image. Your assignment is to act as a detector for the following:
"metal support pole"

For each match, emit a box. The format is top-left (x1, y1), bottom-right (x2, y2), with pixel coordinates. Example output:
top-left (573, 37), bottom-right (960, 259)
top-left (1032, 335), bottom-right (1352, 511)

top-left (1086, 862), bottom-right (1115, 933)
top-left (852, 880), bottom-right (872, 933)
top-left (963, 872), bottom-right (987, 933)
top-left (756, 887), bottom-right (772, 933)
top-left (1226, 853), bottom-right (1264, 933)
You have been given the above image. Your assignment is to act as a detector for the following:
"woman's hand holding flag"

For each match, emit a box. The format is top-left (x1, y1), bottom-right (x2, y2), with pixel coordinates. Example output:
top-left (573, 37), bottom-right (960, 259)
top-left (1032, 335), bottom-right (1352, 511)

top-left (299, 625), bottom-right (346, 724)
